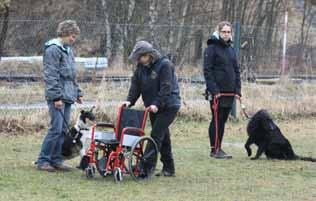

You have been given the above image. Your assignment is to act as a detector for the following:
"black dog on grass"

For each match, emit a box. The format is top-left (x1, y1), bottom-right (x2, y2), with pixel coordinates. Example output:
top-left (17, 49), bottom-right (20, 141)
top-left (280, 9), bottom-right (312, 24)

top-left (245, 109), bottom-right (315, 162)
top-left (62, 109), bottom-right (96, 160)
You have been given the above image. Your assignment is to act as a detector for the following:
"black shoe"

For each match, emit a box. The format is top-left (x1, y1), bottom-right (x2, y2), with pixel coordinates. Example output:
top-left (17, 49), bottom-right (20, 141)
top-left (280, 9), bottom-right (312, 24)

top-left (155, 170), bottom-right (175, 177)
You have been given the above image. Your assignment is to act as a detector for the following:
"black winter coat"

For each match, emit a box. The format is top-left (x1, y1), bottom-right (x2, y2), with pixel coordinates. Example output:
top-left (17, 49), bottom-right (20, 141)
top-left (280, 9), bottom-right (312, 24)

top-left (203, 34), bottom-right (241, 107)
top-left (127, 57), bottom-right (181, 111)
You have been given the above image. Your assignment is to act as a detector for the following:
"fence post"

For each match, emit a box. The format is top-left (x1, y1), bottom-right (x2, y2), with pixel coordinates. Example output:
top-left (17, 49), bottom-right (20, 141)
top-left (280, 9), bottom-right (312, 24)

top-left (231, 21), bottom-right (241, 119)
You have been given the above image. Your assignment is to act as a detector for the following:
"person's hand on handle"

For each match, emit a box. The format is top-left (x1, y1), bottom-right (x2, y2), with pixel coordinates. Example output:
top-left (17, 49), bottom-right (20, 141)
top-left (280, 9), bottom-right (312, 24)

top-left (121, 101), bottom-right (131, 107)
top-left (214, 93), bottom-right (221, 99)
top-left (148, 105), bottom-right (158, 113)
top-left (54, 100), bottom-right (63, 110)
top-left (235, 94), bottom-right (241, 100)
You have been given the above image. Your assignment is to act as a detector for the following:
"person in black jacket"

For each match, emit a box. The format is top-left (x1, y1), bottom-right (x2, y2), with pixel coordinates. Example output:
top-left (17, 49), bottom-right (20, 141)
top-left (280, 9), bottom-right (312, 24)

top-left (203, 21), bottom-right (241, 159)
top-left (122, 41), bottom-right (181, 177)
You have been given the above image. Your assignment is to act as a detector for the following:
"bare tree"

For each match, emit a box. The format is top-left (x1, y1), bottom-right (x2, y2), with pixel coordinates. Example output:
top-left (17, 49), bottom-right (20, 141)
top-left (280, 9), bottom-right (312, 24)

top-left (296, 0), bottom-right (316, 65)
top-left (3, 0), bottom-right (314, 76)
top-left (99, 0), bottom-right (112, 64)
top-left (149, 0), bottom-right (158, 47)
top-left (167, 0), bottom-right (174, 54)
top-left (123, 0), bottom-right (136, 61)
top-left (301, 0), bottom-right (316, 48)
top-left (174, 0), bottom-right (190, 66)
top-left (0, 0), bottom-right (10, 59)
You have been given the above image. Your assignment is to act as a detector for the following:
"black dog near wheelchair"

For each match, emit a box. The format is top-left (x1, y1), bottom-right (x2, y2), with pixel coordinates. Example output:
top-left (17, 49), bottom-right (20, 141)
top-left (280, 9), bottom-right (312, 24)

top-left (245, 109), bottom-right (315, 162)
top-left (62, 108), bottom-right (96, 160)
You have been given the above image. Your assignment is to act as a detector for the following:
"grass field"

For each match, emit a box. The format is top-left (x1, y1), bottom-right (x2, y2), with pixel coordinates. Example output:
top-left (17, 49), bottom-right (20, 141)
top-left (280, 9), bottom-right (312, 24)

top-left (1, 80), bottom-right (316, 200)
top-left (0, 117), bottom-right (315, 201)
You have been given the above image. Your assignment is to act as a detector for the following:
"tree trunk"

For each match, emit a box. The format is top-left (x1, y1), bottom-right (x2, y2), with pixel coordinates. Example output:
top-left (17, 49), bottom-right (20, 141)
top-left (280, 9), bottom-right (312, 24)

top-left (123, 0), bottom-right (135, 62)
top-left (149, 0), bottom-right (158, 47)
top-left (175, 0), bottom-right (190, 66)
top-left (100, 0), bottom-right (112, 65)
top-left (167, 0), bottom-right (174, 55)
top-left (0, 5), bottom-right (9, 60)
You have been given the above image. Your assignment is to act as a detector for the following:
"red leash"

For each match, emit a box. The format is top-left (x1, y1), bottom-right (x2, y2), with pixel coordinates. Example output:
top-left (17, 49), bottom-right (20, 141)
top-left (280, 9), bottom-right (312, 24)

top-left (212, 93), bottom-right (237, 153)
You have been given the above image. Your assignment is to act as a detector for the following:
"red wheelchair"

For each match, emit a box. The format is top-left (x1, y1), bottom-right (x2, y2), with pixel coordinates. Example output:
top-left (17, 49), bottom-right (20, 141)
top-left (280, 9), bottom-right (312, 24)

top-left (84, 104), bottom-right (158, 182)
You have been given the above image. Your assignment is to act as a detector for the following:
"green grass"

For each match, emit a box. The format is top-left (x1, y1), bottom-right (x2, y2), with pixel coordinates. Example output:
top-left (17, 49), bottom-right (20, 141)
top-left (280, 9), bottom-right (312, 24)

top-left (0, 118), bottom-right (315, 201)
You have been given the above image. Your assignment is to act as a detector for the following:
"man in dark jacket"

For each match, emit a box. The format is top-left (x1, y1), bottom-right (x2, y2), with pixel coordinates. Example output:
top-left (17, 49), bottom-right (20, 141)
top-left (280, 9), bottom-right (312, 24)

top-left (36, 20), bottom-right (83, 172)
top-left (123, 40), bottom-right (181, 177)
top-left (203, 21), bottom-right (241, 159)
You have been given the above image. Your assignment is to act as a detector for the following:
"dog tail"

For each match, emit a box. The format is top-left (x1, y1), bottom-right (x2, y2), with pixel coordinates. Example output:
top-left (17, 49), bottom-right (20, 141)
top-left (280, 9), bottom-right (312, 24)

top-left (297, 155), bottom-right (316, 162)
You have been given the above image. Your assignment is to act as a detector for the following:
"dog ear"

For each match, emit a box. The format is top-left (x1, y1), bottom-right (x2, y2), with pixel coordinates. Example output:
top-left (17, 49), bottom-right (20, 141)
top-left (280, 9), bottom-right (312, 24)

top-left (80, 110), bottom-right (85, 114)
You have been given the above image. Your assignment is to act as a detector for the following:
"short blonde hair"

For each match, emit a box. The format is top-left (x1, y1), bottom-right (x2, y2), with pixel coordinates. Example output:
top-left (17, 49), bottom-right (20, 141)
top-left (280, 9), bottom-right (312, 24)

top-left (216, 21), bottom-right (233, 32)
top-left (57, 20), bottom-right (80, 37)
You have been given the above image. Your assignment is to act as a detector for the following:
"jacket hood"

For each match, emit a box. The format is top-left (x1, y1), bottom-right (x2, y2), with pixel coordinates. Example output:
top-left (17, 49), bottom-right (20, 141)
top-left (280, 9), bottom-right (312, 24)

top-left (44, 38), bottom-right (70, 53)
top-left (129, 40), bottom-right (161, 63)
top-left (207, 31), bottom-right (233, 47)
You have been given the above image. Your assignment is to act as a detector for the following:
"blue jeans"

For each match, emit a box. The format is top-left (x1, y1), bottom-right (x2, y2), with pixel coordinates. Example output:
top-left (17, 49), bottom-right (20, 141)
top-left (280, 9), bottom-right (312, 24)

top-left (37, 101), bottom-right (72, 166)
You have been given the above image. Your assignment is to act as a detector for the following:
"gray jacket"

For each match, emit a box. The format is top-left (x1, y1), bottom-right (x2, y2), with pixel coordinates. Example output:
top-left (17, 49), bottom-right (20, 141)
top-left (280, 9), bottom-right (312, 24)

top-left (43, 39), bottom-right (82, 103)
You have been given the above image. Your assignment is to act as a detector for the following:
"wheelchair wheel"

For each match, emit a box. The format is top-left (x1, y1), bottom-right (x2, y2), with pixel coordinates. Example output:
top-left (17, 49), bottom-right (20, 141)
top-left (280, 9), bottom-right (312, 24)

top-left (114, 167), bottom-right (123, 182)
top-left (129, 136), bottom-right (158, 181)
top-left (85, 164), bottom-right (96, 178)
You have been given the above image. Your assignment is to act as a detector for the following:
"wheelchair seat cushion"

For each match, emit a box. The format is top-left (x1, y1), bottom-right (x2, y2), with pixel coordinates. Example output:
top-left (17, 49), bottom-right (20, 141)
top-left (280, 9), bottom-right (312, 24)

top-left (95, 139), bottom-right (120, 146)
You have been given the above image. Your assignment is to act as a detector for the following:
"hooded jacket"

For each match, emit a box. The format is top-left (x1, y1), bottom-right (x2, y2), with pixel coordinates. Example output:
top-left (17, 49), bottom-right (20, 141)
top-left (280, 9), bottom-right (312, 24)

top-left (127, 41), bottom-right (181, 111)
top-left (203, 32), bottom-right (241, 107)
top-left (43, 38), bottom-right (82, 103)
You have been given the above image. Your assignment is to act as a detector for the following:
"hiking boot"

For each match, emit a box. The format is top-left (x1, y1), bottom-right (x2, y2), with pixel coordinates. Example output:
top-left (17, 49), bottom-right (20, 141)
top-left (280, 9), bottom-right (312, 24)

top-left (37, 164), bottom-right (56, 172)
top-left (52, 163), bottom-right (73, 172)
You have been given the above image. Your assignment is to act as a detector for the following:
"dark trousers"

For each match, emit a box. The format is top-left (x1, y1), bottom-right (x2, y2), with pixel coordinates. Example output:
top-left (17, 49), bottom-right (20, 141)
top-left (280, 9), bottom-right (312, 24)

top-left (145, 107), bottom-right (179, 173)
top-left (209, 105), bottom-right (231, 151)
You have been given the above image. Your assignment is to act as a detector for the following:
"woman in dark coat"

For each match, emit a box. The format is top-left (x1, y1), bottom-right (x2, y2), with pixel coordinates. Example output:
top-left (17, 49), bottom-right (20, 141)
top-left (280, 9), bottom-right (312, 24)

top-left (203, 21), bottom-right (241, 159)
top-left (123, 41), bottom-right (181, 177)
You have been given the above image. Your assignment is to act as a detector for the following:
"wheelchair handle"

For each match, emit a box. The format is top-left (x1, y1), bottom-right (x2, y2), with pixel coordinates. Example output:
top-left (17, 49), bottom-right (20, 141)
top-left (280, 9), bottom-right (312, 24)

top-left (146, 106), bottom-right (158, 113)
top-left (120, 102), bottom-right (131, 108)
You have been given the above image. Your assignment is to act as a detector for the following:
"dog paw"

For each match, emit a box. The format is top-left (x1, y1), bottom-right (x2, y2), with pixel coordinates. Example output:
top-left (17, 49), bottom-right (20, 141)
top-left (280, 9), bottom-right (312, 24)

top-left (250, 157), bottom-right (258, 160)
